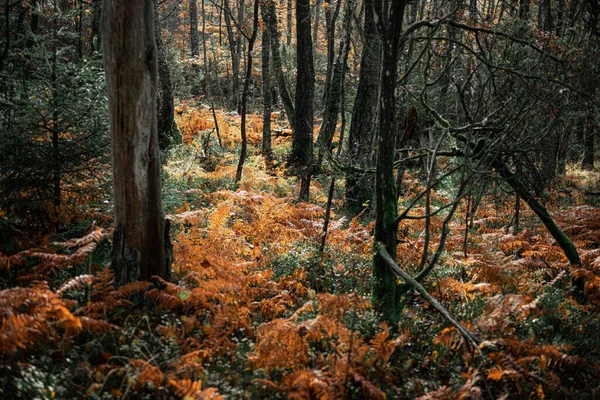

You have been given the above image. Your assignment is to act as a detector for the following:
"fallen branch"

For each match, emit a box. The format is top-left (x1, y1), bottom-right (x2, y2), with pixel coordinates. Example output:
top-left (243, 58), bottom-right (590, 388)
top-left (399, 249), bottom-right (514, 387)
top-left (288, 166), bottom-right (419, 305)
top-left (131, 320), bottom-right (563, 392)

top-left (376, 242), bottom-right (481, 350)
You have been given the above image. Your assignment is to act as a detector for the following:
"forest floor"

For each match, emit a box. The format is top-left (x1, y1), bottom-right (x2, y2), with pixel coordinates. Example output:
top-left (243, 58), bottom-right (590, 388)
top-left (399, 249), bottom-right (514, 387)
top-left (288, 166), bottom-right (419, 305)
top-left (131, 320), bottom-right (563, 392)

top-left (1, 100), bottom-right (600, 399)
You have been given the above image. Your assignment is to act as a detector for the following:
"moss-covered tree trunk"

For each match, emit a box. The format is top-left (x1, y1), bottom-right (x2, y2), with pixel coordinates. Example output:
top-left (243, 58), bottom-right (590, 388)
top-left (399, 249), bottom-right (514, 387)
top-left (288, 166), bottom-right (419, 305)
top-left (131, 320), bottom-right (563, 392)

top-left (493, 160), bottom-right (581, 266)
top-left (493, 159), bottom-right (584, 296)
top-left (373, 0), bottom-right (406, 324)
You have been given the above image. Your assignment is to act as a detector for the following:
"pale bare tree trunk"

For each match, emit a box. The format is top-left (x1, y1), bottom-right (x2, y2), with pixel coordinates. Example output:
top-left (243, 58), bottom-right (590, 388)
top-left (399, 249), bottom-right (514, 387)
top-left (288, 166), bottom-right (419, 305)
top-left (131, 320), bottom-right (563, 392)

top-left (102, 0), bottom-right (171, 285)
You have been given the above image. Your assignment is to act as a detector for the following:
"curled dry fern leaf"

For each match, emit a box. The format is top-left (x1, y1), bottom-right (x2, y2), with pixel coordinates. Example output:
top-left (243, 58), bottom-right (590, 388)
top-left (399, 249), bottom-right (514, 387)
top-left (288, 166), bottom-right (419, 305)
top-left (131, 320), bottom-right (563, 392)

top-left (52, 226), bottom-right (109, 250)
top-left (57, 274), bottom-right (95, 296)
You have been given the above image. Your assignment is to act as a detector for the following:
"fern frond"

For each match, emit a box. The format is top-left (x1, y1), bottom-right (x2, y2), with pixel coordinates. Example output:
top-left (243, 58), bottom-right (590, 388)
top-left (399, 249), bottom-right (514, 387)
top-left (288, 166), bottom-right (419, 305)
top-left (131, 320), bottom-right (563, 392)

top-left (52, 226), bottom-right (109, 250)
top-left (146, 289), bottom-right (184, 310)
top-left (79, 316), bottom-right (118, 333)
top-left (117, 281), bottom-right (152, 297)
top-left (57, 274), bottom-right (95, 296)
top-left (351, 371), bottom-right (386, 400)
top-left (168, 378), bottom-right (224, 400)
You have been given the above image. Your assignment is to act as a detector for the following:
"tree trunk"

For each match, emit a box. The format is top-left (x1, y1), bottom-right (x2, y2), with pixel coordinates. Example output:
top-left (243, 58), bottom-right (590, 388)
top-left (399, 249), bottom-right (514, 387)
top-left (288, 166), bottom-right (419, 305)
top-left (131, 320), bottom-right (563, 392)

top-left (395, 106), bottom-right (417, 197)
top-left (315, 0), bottom-right (353, 171)
top-left (556, 0), bottom-right (565, 35)
top-left (492, 159), bottom-right (584, 295)
top-left (539, 0), bottom-right (553, 31)
top-left (556, 129), bottom-right (569, 176)
top-left (102, 0), bottom-right (171, 286)
top-left (261, 2), bottom-right (273, 160)
top-left (235, 0), bottom-right (259, 182)
top-left (322, 0), bottom-right (338, 107)
top-left (519, 0), bottom-right (529, 21)
top-left (290, 0), bottom-right (315, 200)
top-left (493, 160), bottom-right (581, 266)
top-left (224, 0), bottom-right (241, 110)
top-left (202, 0), bottom-right (223, 148)
top-left (582, 116), bottom-right (596, 170)
top-left (312, 0), bottom-right (321, 58)
top-left (190, 0), bottom-right (199, 57)
top-left (264, 1), bottom-right (295, 130)
top-left (51, 8), bottom-right (61, 229)
top-left (345, 0), bottom-right (382, 214)
top-left (27, 0), bottom-right (40, 49)
top-left (0, 0), bottom-right (12, 72)
top-left (90, 0), bottom-right (101, 54)
top-left (155, 0), bottom-right (177, 150)
top-left (373, 0), bottom-right (406, 324)
top-left (287, 0), bottom-right (292, 47)
top-left (470, 0), bottom-right (478, 22)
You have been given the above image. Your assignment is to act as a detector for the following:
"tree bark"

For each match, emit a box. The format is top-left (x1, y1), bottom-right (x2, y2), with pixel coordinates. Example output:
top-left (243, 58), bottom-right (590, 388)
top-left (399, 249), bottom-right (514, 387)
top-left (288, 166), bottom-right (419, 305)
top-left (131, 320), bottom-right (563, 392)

top-left (261, 2), bottom-right (273, 160)
top-left (154, 0), bottom-right (177, 150)
top-left (264, 1), bottom-right (295, 130)
top-left (90, 0), bottom-right (101, 54)
top-left (290, 0), bottom-right (315, 200)
top-left (224, 0), bottom-right (241, 110)
top-left (377, 243), bottom-right (481, 348)
top-left (315, 0), bottom-right (353, 171)
top-left (51, 7), bottom-right (61, 229)
top-left (582, 116), bottom-right (596, 170)
top-left (557, 0), bottom-right (565, 36)
top-left (493, 160), bottom-right (581, 266)
top-left (519, 0), bottom-right (529, 21)
top-left (235, 0), bottom-right (259, 182)
top-left (102, 0), bottom-right (171, 286)
top-left (322, 0), bottom-right (339, 107)
top-left (345, 0), bottom-right (382, 214)
top-left (539, 0), bottom-right (553, 32)
top-left (287, 0), bottom-right (292, 46)
top-left (312, 0), bottom-right (321, 58)
top-left (190, 0), bottom-right (199, 57)
top-left (373, 0), bottom-right (406, 324)
top-left (202, 0), bottom-right (222, 148)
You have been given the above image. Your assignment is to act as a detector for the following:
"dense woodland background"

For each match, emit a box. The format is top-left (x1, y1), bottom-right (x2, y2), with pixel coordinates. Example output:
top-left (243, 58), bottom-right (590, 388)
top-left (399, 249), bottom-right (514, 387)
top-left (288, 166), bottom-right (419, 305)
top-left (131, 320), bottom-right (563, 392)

top-left (1, 0), bottom-right (600, 398)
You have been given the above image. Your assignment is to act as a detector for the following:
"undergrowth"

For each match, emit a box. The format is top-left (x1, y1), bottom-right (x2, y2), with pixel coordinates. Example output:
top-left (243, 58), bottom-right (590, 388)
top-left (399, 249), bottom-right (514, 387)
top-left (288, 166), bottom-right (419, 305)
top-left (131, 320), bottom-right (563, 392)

top-left (1, 103), bottom-right (599, 399)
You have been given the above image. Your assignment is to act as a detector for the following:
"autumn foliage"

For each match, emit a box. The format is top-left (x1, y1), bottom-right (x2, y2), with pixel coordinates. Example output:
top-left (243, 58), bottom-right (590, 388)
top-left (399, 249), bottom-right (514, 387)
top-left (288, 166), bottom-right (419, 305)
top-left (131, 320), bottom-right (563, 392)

top-left (1, 103), bottom-right (600, 399)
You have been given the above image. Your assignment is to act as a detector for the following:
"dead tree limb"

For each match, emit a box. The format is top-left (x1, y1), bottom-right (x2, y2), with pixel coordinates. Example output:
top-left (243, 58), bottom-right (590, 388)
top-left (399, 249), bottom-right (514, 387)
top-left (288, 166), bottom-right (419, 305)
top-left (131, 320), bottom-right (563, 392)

top-left (376, 242), bottom-right (481, 349)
